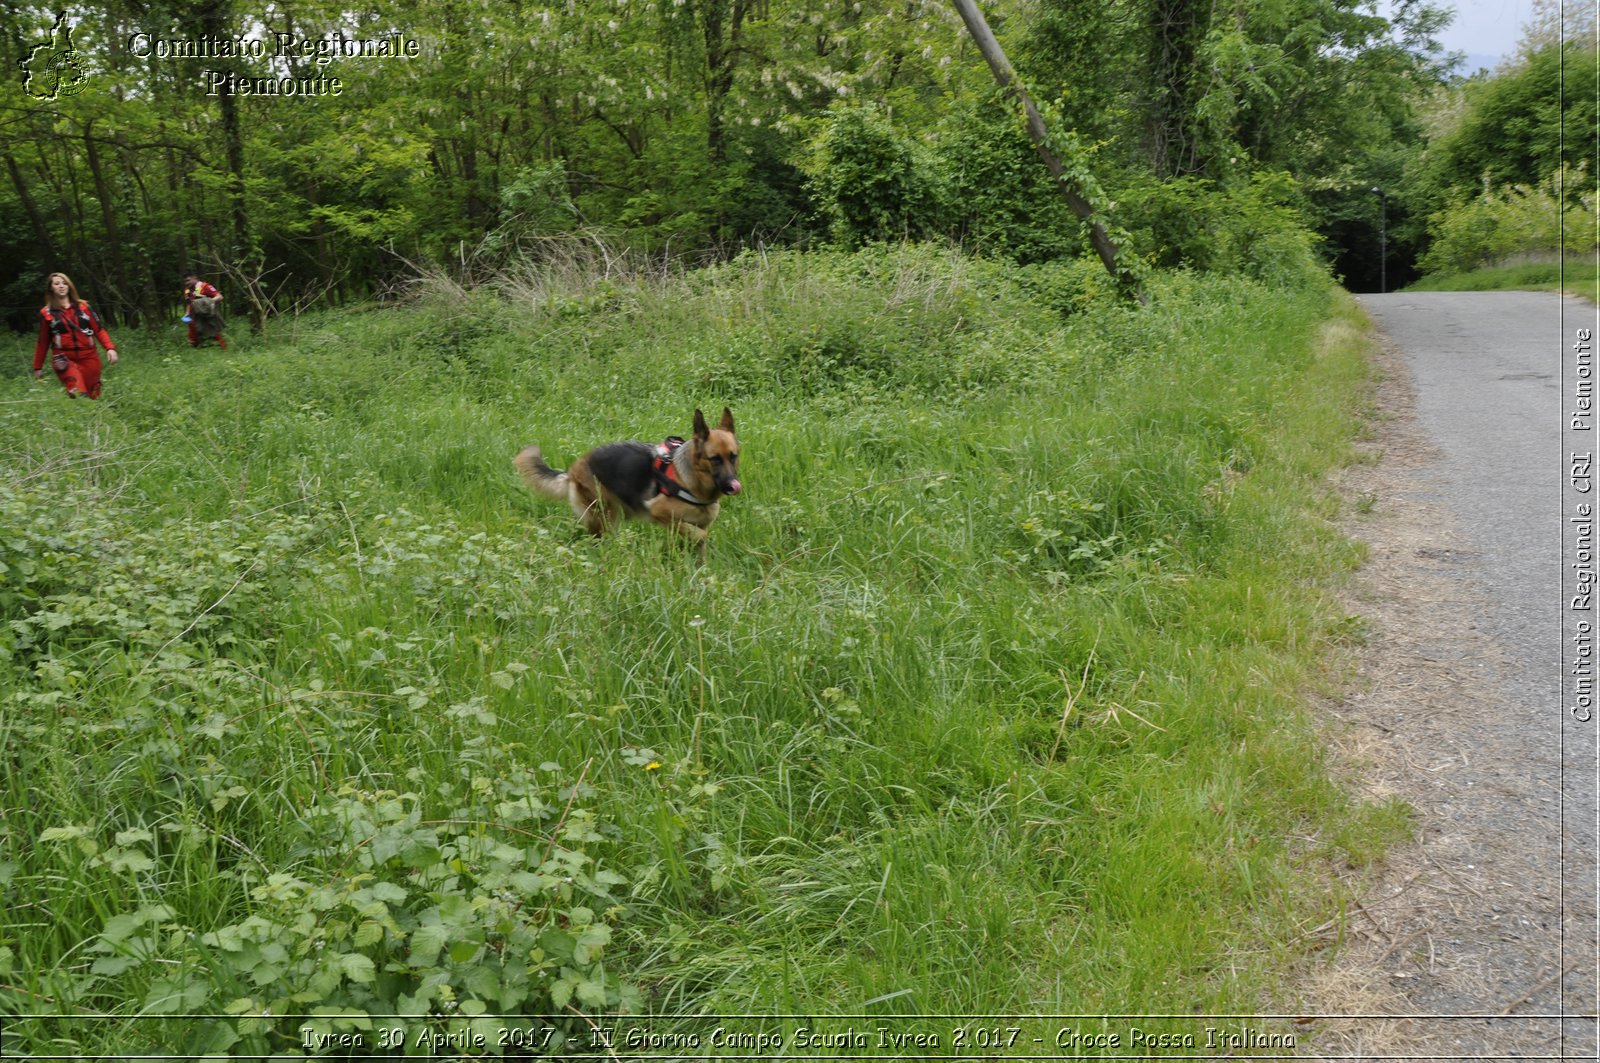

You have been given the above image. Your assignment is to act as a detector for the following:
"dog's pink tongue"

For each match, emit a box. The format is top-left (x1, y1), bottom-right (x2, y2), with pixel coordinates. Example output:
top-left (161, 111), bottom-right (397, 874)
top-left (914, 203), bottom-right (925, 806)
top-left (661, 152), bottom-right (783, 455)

top-left (726, 479), bottom-right (742, 495)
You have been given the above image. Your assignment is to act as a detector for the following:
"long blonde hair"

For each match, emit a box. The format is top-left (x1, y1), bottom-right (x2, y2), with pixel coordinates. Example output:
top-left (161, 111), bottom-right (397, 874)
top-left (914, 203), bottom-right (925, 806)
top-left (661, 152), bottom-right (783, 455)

top-left (46, 272), bottom-right (86, 309)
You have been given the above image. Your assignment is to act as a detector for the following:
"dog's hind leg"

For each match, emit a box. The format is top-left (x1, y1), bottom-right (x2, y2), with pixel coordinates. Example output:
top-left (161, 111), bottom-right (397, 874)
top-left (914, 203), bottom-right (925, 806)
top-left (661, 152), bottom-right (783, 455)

top-left (570, 483), bottom-right (610, 535)
top-left (575, 477), bottom-right (639, 538)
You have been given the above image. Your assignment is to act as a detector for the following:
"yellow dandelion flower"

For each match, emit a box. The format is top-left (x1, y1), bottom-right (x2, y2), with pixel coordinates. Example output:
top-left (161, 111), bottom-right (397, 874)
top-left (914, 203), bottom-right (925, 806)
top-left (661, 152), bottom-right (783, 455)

top-left (645, 761), bottom-right (662, 771)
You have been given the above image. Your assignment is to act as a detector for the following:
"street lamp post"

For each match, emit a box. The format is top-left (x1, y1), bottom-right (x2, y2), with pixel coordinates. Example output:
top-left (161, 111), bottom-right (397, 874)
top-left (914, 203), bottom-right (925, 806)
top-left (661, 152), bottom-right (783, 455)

top-left (1370, 186), bottom-right (1387, 294)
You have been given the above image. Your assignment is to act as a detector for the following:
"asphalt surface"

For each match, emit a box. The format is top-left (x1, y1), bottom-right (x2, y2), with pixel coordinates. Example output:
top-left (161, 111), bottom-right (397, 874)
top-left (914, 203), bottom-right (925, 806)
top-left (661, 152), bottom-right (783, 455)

top-left (1354, 291), bottom-right (1598, 1058)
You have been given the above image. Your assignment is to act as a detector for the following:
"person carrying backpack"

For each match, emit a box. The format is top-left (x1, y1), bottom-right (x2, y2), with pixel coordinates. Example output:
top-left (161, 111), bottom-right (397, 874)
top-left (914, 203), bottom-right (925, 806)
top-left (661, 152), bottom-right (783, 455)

top-left (182, 272), bottom-right (228, 349)
top-left (32, 272), bottom-right (118, 400)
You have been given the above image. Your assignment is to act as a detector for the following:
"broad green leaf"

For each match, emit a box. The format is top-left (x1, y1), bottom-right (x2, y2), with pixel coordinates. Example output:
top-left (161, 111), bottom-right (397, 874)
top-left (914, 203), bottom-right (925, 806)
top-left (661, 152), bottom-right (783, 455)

top-left (408, 924), bottom-right (448, 966)
top-left (575, 978), bottom-right (608, 1007)
top-left (549, 977), bottom-right (574, 1009)
top-left (90, 955), bottom-right (142, 976)
top-left (340, 953), bottom-right (377, 984)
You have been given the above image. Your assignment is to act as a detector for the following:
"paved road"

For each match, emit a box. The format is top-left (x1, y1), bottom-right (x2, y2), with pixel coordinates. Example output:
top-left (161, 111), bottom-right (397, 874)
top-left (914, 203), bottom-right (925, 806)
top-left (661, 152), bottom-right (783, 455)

top-left (1354, 291), bottom-right (1597, 1058)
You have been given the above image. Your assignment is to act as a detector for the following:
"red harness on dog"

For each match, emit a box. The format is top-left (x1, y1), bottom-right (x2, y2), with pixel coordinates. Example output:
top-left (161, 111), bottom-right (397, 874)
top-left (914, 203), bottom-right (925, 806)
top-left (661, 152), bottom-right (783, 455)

top-left (652, 437), bottom-right (710, 506)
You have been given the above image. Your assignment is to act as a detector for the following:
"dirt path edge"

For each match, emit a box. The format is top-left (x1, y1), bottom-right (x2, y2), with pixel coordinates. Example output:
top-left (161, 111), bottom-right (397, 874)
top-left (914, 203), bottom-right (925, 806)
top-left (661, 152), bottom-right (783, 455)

top-left (1295, 304), bottom-right (1593, 1062)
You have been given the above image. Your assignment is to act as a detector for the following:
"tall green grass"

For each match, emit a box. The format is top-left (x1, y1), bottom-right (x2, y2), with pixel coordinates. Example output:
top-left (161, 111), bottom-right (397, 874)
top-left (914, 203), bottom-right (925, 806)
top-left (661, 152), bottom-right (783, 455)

top-left (0, 246), bottom-right (1396, 1055)
top-left (1404, 258), bottom-right (1599, 296)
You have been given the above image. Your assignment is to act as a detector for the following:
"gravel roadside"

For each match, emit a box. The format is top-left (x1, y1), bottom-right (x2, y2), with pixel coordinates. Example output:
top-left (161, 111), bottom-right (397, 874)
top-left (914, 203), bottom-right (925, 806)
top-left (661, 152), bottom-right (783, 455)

top-left (1303, 291), bottom-right (1598, 1061)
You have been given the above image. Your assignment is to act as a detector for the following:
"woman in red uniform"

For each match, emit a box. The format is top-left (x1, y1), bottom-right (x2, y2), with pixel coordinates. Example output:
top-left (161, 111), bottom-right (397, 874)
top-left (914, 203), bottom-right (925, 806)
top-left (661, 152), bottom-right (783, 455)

top-left (32, 272), bottom-right (118, 399)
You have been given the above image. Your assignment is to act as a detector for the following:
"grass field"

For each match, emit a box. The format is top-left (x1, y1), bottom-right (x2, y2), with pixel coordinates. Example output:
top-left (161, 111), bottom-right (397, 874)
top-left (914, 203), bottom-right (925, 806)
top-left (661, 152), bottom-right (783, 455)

top-left (1404, 258), bottom-right (1599, 299)
top-left (0, 246), bottom-right (1403, 1056)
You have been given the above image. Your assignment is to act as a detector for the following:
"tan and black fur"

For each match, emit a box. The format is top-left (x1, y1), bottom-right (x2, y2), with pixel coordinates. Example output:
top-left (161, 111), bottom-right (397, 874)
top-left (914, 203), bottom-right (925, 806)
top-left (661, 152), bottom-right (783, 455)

top-left (515, 408), bottom-right (741, 557)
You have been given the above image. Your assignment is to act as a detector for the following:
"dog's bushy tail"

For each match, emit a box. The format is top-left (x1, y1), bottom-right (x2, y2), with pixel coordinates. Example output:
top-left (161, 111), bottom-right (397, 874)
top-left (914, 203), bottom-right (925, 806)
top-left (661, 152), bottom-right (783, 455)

top-left (514, 445), bottom-right (569, 500)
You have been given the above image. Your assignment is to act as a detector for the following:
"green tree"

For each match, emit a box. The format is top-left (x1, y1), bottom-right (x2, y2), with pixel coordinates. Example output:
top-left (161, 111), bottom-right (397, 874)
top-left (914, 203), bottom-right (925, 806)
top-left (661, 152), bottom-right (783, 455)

top-left (1429, 42), bottom-right (1596, 197)
top-left (1402, 37), bottom-right (1598, 276)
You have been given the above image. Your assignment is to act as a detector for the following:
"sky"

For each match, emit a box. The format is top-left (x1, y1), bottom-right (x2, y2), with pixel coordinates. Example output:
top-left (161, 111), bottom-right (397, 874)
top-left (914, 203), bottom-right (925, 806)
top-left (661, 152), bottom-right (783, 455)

top-left (1436, 0), bottom-right (1533, 54)
top-left (1432, 0), bottom-right (1535, 67)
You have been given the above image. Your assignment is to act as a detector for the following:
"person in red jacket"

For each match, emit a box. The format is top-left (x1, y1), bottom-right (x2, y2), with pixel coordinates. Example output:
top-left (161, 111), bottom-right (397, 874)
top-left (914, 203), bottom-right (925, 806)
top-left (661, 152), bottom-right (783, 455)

top-left (33, 272), bottom-right (118, 400)
top-left (182, 273), bottom-right (227, 349)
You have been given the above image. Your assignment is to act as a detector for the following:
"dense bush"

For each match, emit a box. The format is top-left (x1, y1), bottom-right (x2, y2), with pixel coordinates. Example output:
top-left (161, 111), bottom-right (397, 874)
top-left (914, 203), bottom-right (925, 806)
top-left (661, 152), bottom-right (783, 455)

top-left (1120, 172), bottom-right (1328, 286)
top-left (798, 105), bottom-right (945, 248)
top-left (930, 98), bottom-right (1084, 264)
top-left (1402, 42), bottom-right (1598, 280)
top-left (1418, 165), bottom-right (1594, 275)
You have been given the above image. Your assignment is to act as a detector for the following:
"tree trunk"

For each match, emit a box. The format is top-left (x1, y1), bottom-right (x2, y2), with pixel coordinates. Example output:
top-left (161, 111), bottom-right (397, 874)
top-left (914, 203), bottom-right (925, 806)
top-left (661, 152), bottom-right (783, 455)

top-left (950, 0), bottom-right (1145, 304)
top-left (83, 122), bottom-right (132, 321)
top-left (700, 0), bottom-right (750, 165)
top-left (199, 0), bottom-right (250, 258)
top-left (4, 153), bottom-right (57, 264)
top-left (1146, 0), bottom-right (1212, 177)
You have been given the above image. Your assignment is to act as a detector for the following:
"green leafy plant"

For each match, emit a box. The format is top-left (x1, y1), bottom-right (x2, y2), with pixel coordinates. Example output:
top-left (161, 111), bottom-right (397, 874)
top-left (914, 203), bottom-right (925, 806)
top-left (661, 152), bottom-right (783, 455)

top-left (48, 773), bottom-right (638, 1054)
top-left (798, 105), bottom-right (945, 248)
top-left (1010, 490), bottom-right (1119, 575)
top-left (1120, 171), bottom-right (1326, 286)
top-left (1418, 164), bottom-right (1593, 275)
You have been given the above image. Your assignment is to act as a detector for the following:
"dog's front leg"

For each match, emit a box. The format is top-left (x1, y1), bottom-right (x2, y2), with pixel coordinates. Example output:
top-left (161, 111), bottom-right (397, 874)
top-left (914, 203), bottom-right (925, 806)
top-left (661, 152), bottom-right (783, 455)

top-left (670, 520), bottom-right (709, 561)
top-left (645, 498), bottom-right (703, 556)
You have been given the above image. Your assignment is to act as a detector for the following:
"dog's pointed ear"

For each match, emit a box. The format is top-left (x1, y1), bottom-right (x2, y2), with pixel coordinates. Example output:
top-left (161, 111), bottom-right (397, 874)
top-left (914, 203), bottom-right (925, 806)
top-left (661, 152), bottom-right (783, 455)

top-left (693, 408), bottom-right (709, 440)
top-left (719, 407), bottom-right (735, 434)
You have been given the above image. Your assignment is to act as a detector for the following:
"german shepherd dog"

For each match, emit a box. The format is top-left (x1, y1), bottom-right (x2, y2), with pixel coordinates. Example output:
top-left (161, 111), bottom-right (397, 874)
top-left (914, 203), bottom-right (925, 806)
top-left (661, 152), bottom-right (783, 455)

top-left (514, 408), bottom-right (741, 557)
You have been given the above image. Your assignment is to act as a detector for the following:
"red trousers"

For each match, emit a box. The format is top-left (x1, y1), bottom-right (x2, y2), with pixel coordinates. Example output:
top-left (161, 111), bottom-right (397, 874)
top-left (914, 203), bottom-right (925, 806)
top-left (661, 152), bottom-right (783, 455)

top-left (53, 353), bottom-right (103, 399)
top-left (188, 321), bottom-right (227, 348)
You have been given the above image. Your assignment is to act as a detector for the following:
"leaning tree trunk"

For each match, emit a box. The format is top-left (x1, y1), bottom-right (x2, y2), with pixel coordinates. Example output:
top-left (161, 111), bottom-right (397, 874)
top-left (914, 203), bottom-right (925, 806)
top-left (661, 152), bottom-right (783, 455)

top-left (950, 0), bottom-right (1146, 305)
